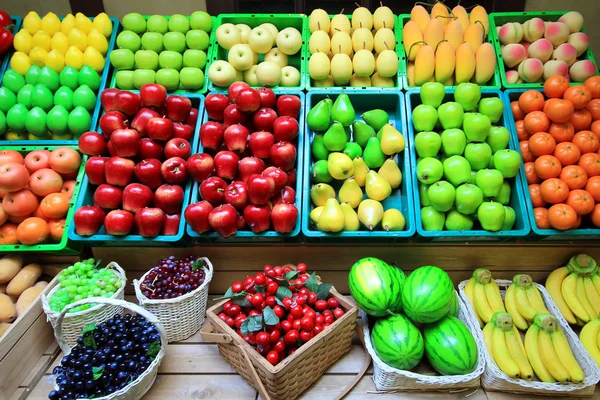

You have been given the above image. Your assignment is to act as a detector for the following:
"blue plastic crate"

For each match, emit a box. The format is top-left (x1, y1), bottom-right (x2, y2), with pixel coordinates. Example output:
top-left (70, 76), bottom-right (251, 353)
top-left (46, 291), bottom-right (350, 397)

top-left (301, 89), bottom-right (416, 241)
top-left (504, 89), bottom-right (600, 241)
top-left (406, 88), bottom-right (531, 241)
top-left (67, 93), bottom-right (204, 246)
top-left (0, 16), bottom-right (22, 84)
top-left (187, 89), bottom-right (304, 241)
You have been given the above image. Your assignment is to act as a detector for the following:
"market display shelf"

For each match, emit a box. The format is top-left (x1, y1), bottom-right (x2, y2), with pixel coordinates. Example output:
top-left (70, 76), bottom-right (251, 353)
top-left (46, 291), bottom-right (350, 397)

top-left (0, 16), bottom-right (120, 146)
top-left (301, 89), bottom-right (416, 241)
top-left (208, 13), bottom-right (308, 92)
top-left (504, 88), bottom-right (600, 240)
top-left (303, 14), bottom-right (403, 91)
top-left (406, 88), bottom-right (531, 241)
top-left (187, 89), bottom-right (304, 241)
top-left (489, 11), bottom-right (599, 90)
top-left (108, 15), bottom-right (217, 95)
top-left (0, 16), bottom-right (22, 84)
top-left (398, 14), bottom-right (502, 91)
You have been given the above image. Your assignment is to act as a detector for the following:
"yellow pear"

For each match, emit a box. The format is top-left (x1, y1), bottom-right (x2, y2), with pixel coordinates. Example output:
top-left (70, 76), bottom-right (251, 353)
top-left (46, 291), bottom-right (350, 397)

top-left (338, 178), bottom-right (363, 208)
top-left (82, 46), bottom-right (105, 73)
top-left (317, 198), bottom-right (345, 232)
top-left (309, 30), bottom-right (330, 54)
top-left (382, 209), bottom-right (405, 231)
top-left (353, 49), bottom-right (374, 77)
top-left (92, 12), bottom-right (114, 37)
top-left (366, 170), bottom-right (391, 201)
top-left (32, 31), bottom-right (51, 52)
top-left (46, 49), bottom-right (65, 73)
top-left (373, 6), bottom-right (395, 30)
top-left (310, 206), bottom-right (324, 225)
top-left (328, 153), bottom-right (354, 180)
top-left (352, 7), bottom-right (373, 30)
top-left (353, 157), bottom-right (368, 186)
top-left (376, 49), bottom-right (398, 78)
top-left (374, 28), bottom-right (396, 54)
top-left (310, 183), bottom-right (335, 206)
top-left (313, 75), bottom-right (335, 87)
top-left (23, 11), bottom-right (41, 35)
top-left (29, 47), bottom-right (48, 67)
top-left (61, 14), bottom-right (76, 35)
top-left (51, 32), bottom-right (69, 54)
top-left (330, 31), bottom-right (353, 56)
top-left (88, 28), bottom-right (109, 55)
top-left (378, 158), bottom-right (402, 189)
top-left (309, 52), bottom-right (330, 80)
top-left (65, 45), bottom-right (84, 69)
top-left (75, 12), bottom-right (93, 35)
top-left (309, 9), bottom-right (330, 33)
top-left (351, 28), bottom-right (373, 52)
top-left (341, 202), bottom-right (360, 231)
top-left (350, 74), bottom-right (371, 87)
top-left (379, 124), bottom-right (406, 155)
top-left (330, 53), bottom-right (353, 86)
top-left (358, 199), bottom-right (384, 230)
top-left (68, 28), bottom-right (88, 52)
top-left (371, 72), bottom-right (394, 87)
top-left (330, 14), bottom-right (351, 35)
top-left (41, 12), bottom-right (61, 36)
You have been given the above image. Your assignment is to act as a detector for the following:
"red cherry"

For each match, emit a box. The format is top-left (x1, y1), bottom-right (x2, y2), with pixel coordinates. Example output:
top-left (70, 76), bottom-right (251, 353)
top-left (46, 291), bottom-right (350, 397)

top-left (282, 297), bottom-right (293, 309)
top-left (273, 340), bottom-right (286, 354)
top-left (225, 317), bottom-right (235, 327)
top-left (315, 300), bottom-right (327, 312)
top-left (249, 309), bottom-right (261, 317)
top-left (266, 296), bottom-right (277, 308)
top-left (250, 293), bottom-right (263, 308)
top-left (274, 266), bottom-right (283, 276)
top-left (299, 288), bottom-right (309, 296)
top-left (223, 301), bottom-right (233, 313)
top-left (256, 331), bottom-right (270, 347)
top-left (283, 266), bottom-right (292, 274)
top-left (267, 282), bottom-right (279, 295)
top-left (327, 298), bottom-right (339, 309)
top-left (255, 272), bottom-right (267, 286)
top-left (281, 320), bottom-right (292, 332)
top-left (304, 308), bottom-right (316, 319)
top-left (284, 329), bottom-right (299, 345)
top-left (227, 305), bottom-right (241, 317)
top-left (273, 305), bottom-right (285, 319)
top-left (266, 350), bottom-right (279, 365)
top-left (269, 330), bottom-right (281, 343)
top-left (292, 319), bottom-right (302, 330)
top-left (290, 305), bottom-right (304, 319)
top-left (248, 332), bottom-right (257, 345)
top-left (313, 325), bottom-right (323, 335)
top-left (308, 292), bottom-right (318, 305)
top-left (300, 317), bottom-right (314, 331)
top-left (300, 330), bottom-right (313, 343)
top-left (231, 282), bottom-right (243, 292)
top-left (297, 263), bottom-right (307, 273)
top-left (315, 315), bottom-right (325, 326)
top-left (325, 315), bottom-right (335, 324)
top-left (296, 295), bottom-right (307, 306)
top-left (244, 276), bottom-right (255, 291)
top-left (334, 307), bottom-right (345, 319)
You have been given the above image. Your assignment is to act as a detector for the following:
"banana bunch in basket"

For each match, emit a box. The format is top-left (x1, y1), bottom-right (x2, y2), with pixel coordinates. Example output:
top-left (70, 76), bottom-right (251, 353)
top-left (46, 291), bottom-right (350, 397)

top-left (463, 268), bottom-right (505, 327)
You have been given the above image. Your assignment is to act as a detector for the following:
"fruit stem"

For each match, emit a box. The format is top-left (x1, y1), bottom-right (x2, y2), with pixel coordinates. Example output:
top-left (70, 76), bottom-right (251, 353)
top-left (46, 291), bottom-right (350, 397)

top-left (512, 274), bottom-right (533, 289)
top-left (339, 8), bottom-right (345, 14)
top-left (491, 312), bottom-right (513, 331)
top-left (434, 39), bottom-right (448, 52)
top-left (567, 254), bottom-right (598, 276)
top-left (472, 268), bottom-right (492, 284)
top-left (474, 20), bottom-right (486, 41)
top-left (355, 2), bottom-right (360, 8)
top-left (534, 313), bottom-right (558, 332)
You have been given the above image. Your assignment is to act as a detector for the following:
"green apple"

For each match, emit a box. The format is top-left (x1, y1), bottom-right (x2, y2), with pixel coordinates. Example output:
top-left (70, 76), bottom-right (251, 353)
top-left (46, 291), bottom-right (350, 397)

top-left (441, 128), bottom-right (467, 156)
top-left (117, 30), bottom-right (141, 52)
top-left (437, 101), bottom-right (464, 129)
top-left (186, 30), bottom-right (210, 51)
top-left (421, 206), bottom-right (445, 231)
top-left (455, 183), bottom-right (483, 215)
top-left (414, 131), bottom-right (441, 158)
top-left (228, 44), bottom-right (254, 71)
top-left (502, 206), bottom-right (516, 230)
top-left (428, 180), bottom-right (456, 212)
top-left (469, 171), bottom-right (477, 184)
top-left (463, 113), bottom-right (491, 143)
top-left (147, 15), bottom-right (169, 34)
top-left (122, 13), bottom-right (146, 34)
top-left (133, 69), bottom-right (156, 89)
top-left (454, 82), bottom-right (481, 111)
top-left (445, 209), bottom-right (474, 230)
top-left (156, 68), bottom-right (180, 91)
top-left (168, 14), bottom-right (190, 34)
top-left (443, 155), bottom-right (471, 186)
top-left (416, 157), bottom-right (443, 184)
top-left (115, 71), bottom-right (135, 89)
top-left (216, 23), bottom-right (242, 50)
top-left (163, 32), bottom-right (187, 52)
top-left (110, 49), bottom-right (135, 70)
top-left (493, 181), bottom-right (511, 205)
top-left (141, 32), bottom-right (164, 53)
top-left (134, 50), bottom-right (159, 70)
top-left (275, 27), bottom-right (303, 55)
top-left (412, 104), bottom-right (438, 132)
top-left (180, 67), bottom-right (205, 90)
top-left (478, 97), bottom-right (504, 123)
top-left (477, 201), bottom-right (506, 231)
top-left (464, 142), bottom-right (492, 171)
top-left (486, 126), bottom-right (510, 153)
top-left (420, 82), bottom-right (445, 108)
top-left (159, 51), bottom-right (183, 70)
top-left (183, 49), bottom-right (207, 69)
top-left (493, 149), bottom-right (522, 178)
top-left (419, 184), bottom-right (431, 206)
top-left (208, 60), bottom-right (237, 87)
top-left (190, 11), bottom-right (213, 32)
top-left (475, 169), bottom-right (504, 197)
top-left (249, 27), bottom-right (274, 54)
top-left (256, 61), bottom-right (282, 87)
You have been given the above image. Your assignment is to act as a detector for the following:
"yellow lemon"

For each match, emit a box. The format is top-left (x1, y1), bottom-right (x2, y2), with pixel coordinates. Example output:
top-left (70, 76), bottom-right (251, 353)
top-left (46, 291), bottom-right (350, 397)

top-left (87, 29), bottom-right (108, 55)
top-left (13, 30), bottom-right (32, 54)
top-left (10, 52), bottom-right (32, 75)
top-left (52, 132), bottom-right (73, 140)
top-left (29, 47), bottom-right (48, 67)
top-left (68, 28), bottom-right (88, 52)
top-left (61, 14), bottom-right (76, 35)
top-left (75, 13), bottom-right (93, 35)
top-left (29, 132), bottom-right (51, 140)
top-left (23, 11), bottom-right (41, 35)
top-left (65, 46), bottom-right (84, 69)
top-left (82, 47), bottom-right (105, 73)
top-left (40, 12), bottom-right (61, 36)
top-left (50, 32), bottom-right (69, 54)
top-left (92, 13), bottom-right (113, 37)
top-left (5, 131), bottom-right (27, 141)
top-left (31, 31), bottom-right (51, 52)
top-left (46, 49), bottom-right (65, 73)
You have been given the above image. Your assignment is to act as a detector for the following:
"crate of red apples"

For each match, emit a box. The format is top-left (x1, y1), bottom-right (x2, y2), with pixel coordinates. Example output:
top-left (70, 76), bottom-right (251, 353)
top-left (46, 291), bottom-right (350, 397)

top-left (68, 84), bottom-right (202, 245)
top-left (185, 82), bottom-right (303, 239)
top-left (202, 263), bottom-right (358, 400)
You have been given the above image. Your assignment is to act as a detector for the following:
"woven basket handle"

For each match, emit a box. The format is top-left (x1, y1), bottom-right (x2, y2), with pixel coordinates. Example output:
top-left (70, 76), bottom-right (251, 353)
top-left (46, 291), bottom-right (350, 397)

top-left (199, 321), bottom-right (233, 344)
top-left (335, 319), bottom-right (371, 400)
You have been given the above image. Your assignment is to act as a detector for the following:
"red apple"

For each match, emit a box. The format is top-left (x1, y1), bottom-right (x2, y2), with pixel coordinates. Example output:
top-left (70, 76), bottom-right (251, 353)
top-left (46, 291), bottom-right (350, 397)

top-left (208, 204), bottom-right (239, 237)
top-left (106, 141), bottom-right (116, 157)
top-left (187, 153), bottom-right (214, 182)
top-left (93, 184), bottom-right (123, 209)
top-left (113, 91), bottom-right (141, 116)
top-left (100, 88), bottom-right (120, 112)
top-left (228, 81), bottom-right (250, 103)
top-left (160, 157), bottom-right (187, 184)
top-left (162, 213), bottom-right (180, 235)
top-left (78, 132), bottom-right (107, 156)
top-left (238, 157), bottom-right (265, 182)
top-left (138, 138), bottom-right (164, 161)
top-left (99, 111), bottom-right (128, 139)
top-left (134, 159), bottom-right (163, 188)
top-left (272, 185), bottom-right (296, 205)
top-left (164, 138), bottom-right (191, 160)
top-left (276, 95), bottom-right (301, 118)
top-left (286, 169), bottom-right (296, 186)
top-left (223, 124), bottom-right (249, 152)
top-left (273, 116), bottom-right (299, 142)
top-left (131, 108), bottom-right (160, 136)
top-left (140, 83), bottom-right (167, 108)
top-left (74, 205), bottom-right (106, 236)
top-left (204, 94), bottom-right (229, 121)
top-left (270, 142), bottom-right (296, 171)
top-left (262, 166), bottom-right (287, 192)
top-left (243, 204), bottom-right (271, 233)
top-left (200, 121), bottom-right (225, 150)
top-left (258, 88), bottom-right (276, 109)
top-left (110, 129), bottom-right (141, 157)
top-left (214, 151), bottom-right (239, 181)
top-left (85, 156), bottom-right (108, 185)
top-left (200, 176), bottom-right (227, 206)
top-left (166, 95), bottom-right (192, 121)
top-left (185, 200), bottom-right (213, 233)
top-left (237, 215), bottom-right (246, 230)
top-left (104, 209), bottom-right (134, 235)
top-left (154, 184), bottom-right (184, 214)
top-left (225, 181), bottom-right (249, 209)
top-left (122, 183), bottom-right (154, 213)
top-left (223, 104), bottom-right (248, 127)
top-left (172, 123), bottom-right (194, 142)
top-left (271, 203), bottom-right (298, 233)
top-left (247, 174), bottom-right (275, 205)
top-left (105, 157), bottom-right (135, 187)
top-left (235, 88), bottom-right (261, 112)
top-left (249, 131), bottom-right (275, 159)
top-left (135, 207), bottom-right (166, 237)
top-left (146, 117), bottom-right (174, 141)
top-left (253, 108), bottom-right (278, 132)
top-left (186, 108), bottom-right (199, 129)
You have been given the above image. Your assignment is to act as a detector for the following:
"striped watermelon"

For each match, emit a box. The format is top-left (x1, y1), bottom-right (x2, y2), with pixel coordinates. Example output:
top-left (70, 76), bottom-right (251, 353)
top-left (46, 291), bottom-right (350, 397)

top-left (348, 257), bottom-right (404, 317)
top-left (371, 313), bottom-right (424, 370)
top-left (446, 291), bottom-right (459, 317)
top-left (423, 316), bottom-right (478, 375)
top-left (401, 266), bottom-right (454, 324)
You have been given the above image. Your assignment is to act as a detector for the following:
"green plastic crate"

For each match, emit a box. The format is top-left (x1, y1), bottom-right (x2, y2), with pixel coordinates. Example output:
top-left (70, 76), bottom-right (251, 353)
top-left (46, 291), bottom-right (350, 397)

top-left (303, 14), bottom-right (402, 91)
top-left (489, 11), bottom-right (599, 89)
top-left (109, 15), bottom-right (216, 94)
top-left (0, 145), bottom-right (84, 254)
top-left (208, 14), bottom-right (308, 91)
top-left (398, 14), bottom-right (502, 91)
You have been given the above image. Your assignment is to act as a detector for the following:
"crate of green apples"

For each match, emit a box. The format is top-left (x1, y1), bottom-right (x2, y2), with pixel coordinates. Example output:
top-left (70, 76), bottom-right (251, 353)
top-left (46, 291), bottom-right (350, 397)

top-left (407, 82), bottom-right (530, 241)
top-left (302, 89), bottom-right (416, 240)
top-left (109, 12), bottom-right (214, 93)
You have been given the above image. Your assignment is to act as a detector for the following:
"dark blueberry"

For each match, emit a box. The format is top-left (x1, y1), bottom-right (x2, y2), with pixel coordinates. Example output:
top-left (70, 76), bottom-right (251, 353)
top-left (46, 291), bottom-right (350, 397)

top-left (76, 394), bottom-right (87, 399)
top-left (128, 360), bottom-right (136, 371)
top-left (75, 380), bottom-right (84, 389)
top-left (48, 390), bottom-right (59, 400)
top-left (59, 379), bottom-right (68, 388)
top-left (74, 360), bottom-right (82, 368)
top-left (106, 386), bottom-right (116, 394)
top-left (108, 362), bottom-right (118, 371)
top-left (82, 363), bottom-right (91, 369)
top-left (76, 337), bottom-right (84, 345)
top-left (73, 372), bottom-right (82, 380)
top-left (83, 370), bottom-right (92, 379)
top-left (85, 379), bottom-right (94, 389)
top-left (95, 388), bottom-right (104, 396)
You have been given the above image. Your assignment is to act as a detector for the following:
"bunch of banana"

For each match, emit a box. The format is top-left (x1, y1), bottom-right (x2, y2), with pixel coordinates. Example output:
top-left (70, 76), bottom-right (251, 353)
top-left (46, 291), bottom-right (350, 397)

top-left (524, 313), bottom-right (585, 383)
top-left (579, 318), bottom-right (600, 367)
top-left (464, 268), bottom-right (505, 327)
top-left (545, 254), bottom-right (599, 326)
top-left (483, 312), bottom-right (533, 380)
top-left (505, 274), bottom-right (549, 330)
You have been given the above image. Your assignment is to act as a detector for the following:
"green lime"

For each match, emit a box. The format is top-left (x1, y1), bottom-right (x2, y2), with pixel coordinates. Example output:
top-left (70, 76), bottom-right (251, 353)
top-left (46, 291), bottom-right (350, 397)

top-left (54, 87), bottom-right (74, 111)
top-left (0, 110), bottom-right (6, 134)
top-left (68, 106), bottom-right (91, 137)
top-left (47, 105), bottom-right (69, 135)
top-left (72, 85), bottom-right (96, 112)
top-left (31, 84), bottom-right (54, 112)
top-left (59, 66), bottom-right (79, 91)
top-left (17, 84), bottom-right (34, 108)
top-left (25, 65), bottom-right (41, 86)
top-left (0, 87), bottom-right (17, 114)
top-left (6, 104), bottom-right (28, 133)
top-left (25, 107), bottom-right (48, 137)
top-left (37, 67), bottom-right (60, 93)
top-left (3, 70), bottom-right (26, 94)
top-left (77, 66), bottom-right (101, 92)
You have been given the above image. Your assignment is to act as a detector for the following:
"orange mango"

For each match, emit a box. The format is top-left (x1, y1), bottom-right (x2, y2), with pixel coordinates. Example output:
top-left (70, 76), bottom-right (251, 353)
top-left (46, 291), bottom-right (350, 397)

top-left (455, 42), bottom-right (476, 84)
top-left (407, 61), bottom-right (415, 86)
top-left (444, 20), bottom-right (463, 51)
top-left (424, 19), bottom-right (444, 49)
top-left (469, 5), bottom-right (489, 36)
top-left (404, 21), bottom-right (424, 61)
top-left (435, 41), bottom-right (455, 84)
top-left (474, 42), bottom-right (496, 85)
top-left (451, 5), bottom-right (470, 32)
top-left (464, 23), bottom-right (484, 52)
top-left (414, 45), bottom-right (435, 86)
top-left (431, 2), bottom-right (451, 28)
top-left (410, 5), bottom-right (430, 33)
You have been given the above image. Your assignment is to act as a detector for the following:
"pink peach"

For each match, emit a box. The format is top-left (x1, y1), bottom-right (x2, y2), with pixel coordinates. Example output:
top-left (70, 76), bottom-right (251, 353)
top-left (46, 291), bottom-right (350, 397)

top-left (518, 58), bottom-right (544, 83)
top-left (522, 41), bottom-right (531, 53)
top-left (544, 22), bottom-right (570, 46)
top-left (505, 70), bottom-right (520, 84)
top-left (568, 32), bottom-right (589, 57)
top-left (543, 60), bottom-right (569, 80)
top-left (502, 43), bottom-right (526, 68)
top-left (570, 60), bottom-right (597, 82)
top-left (558, 11), bottom-right (584, 33)
top-left (552, 43), bottom-right (577, 66)
top-left (528, 38), bottom-right (553, 63)
top-left (499, 22), bottom-right (523, 45)
top-left (523, 17), bottom-right (545, 42)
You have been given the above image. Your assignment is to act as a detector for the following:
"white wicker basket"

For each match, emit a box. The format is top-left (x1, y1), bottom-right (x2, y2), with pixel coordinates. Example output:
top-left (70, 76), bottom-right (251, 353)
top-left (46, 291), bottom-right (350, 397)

top-left (362, 292), bottom-right (485, 392)
top-left (133, 257), bottom-right (213, 343)
top-left (41, 262), bottom-right (127, 351)
top-left (53, 297), bottom-right (167, 400)
top-left (458, 279), bottom-right (600, 396)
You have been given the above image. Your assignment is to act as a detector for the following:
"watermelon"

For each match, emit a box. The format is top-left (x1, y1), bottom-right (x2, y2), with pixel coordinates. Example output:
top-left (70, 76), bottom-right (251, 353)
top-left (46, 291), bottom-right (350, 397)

top-left (446, 291), bottom-right (459, 317)
top-left (348, 257), bottom-right (404, 317)
top-left (401, 266), bottom-right (454, 324)
top-left (371, 313), bottom-right (424, 370)
top-left (423, 316), bottom-right (478, 375)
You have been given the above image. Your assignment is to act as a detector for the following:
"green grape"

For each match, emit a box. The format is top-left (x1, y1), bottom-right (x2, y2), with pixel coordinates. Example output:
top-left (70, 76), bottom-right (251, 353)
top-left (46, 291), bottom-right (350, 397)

top-left (76, 286), bottom-right (85, 294)
top-left (74, 294), bottom-right (83, 301)
top-left (114, 281), bottom-right (122, 288)
top-left (93, 287), bottom-right (101, 296)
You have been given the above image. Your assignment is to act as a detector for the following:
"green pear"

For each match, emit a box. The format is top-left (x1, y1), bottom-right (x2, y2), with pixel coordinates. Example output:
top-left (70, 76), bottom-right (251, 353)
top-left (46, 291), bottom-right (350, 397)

top-left (412, 104), bottom-right (438, 132)
top-left (382, 209), bottom-right (405, 231)
top-left (361, 109), bottom-right (389, 132)
top-left (420, 82), bottom-right (445, 108)
top-left (486, 126), bottom-right (510, 153)
top-left (454, 183), bottom-right (483, 215)
top-left (353, 157), bottom-right (368, 187)
top-left (463, 113), bottom-right (491, 143)
top-left (365, 170), bottom-right (392, 201)
top-left (477, 201), bottom-right (506, 231)
top-left (493, 182), bottom-right (511, 205)
top-left (331, 93), bottom-right (355, 127)
top-left (416, 157), bottom-right (443, 184)
top-left (311, 134), bottom-right (329, 160)
top-left (311, 159), bottom-right (332, 183)
top-left (421, 206), bottom-right (445, 231)
top-left (344, 125), bottom-right (351, 141)
top-left (343, 142), bottom-right (362, 159)
top-left (419, 184), bottom-right (431, 206)
top-left (307, 98), bottom-right (332, 131)
top-left (378, 124), bottom-right (406, 155)
top-left (310, 206), bottom-right (324, 225)
top-left (358, 199), bottom-right (384, 230)
top-left (441, 129), bottom-right (467, 156)
top-left (378, 158), bottom-right (402, 189)
top-left (443, 155), bottom-right (472, 186)
top-left (475, 169), bottom-right (504, 197)
top-left (341, 202), bottom-right (360, 231)
top-left (310, 183), bottom-right (335, 206)
top-left (502, 206), bottom-right (516, 230)
top-left (318, 198), bottom-right (345, 232)
top-left (464, 142), bottom-right (492, 171)
top-left (328, 152), bottom-right (354, 180)
top-left (352, 120), bottom-right (375, 148)
top-left (363, 137), bottom-right (385, 169)
top-left (428, 181), bottom-right (456, 212)
top-left (437, 101), bottom-right (464, 129)
top-left (414, 131), bottom-right (441, 158)
top-left (323, 121), bottom-right (347, 151)
top-left (445, 209), bottom-right (474, 230)
top-left (339, 178), bottom-right (363, 208)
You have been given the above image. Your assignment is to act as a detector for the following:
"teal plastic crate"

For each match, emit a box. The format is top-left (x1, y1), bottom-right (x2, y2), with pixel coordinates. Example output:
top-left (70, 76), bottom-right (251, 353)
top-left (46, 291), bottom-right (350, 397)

top-left (504, 88), bottom-right (600, 240)
top-left (0, 16), bottom-right (120, 146)
top-left (109, 15), bottom-right (216, 95)
top-left (398, 14), bottom-right (502, 91)
top-left (489, 12), bottom-right (599, 89)
top-left (208, 14), bottom-right (308, 92)
top-left (406, 88), bottom-right (531, 241)
top-left (302, 89), bottom-right (416, 241)
top-left (67, 93), bottom-right (204, 246)
top-left (0, 16), bottom-right (22, 84)
top-left (303, 14), bottom-right (402, 91)
top-left (187, 89), bottom-right (304, 241)
top-left (0, 144), bottom-right (84, 254)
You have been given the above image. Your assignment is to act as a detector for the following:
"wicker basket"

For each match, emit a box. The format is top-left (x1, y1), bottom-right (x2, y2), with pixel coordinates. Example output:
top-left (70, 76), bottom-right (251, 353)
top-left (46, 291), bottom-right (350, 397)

top-left (52, 297), bottom-right (167, 400)
top-left (201, 285), bottom-right (358, 400)
top-left (362, 291), bottom-right (485, 392)
top-left (41, 262), bottom-right (127, 351)
top-left (458, 279), bottom-right (600, 396)
top-left (133, 257), bottom-right (214, 343)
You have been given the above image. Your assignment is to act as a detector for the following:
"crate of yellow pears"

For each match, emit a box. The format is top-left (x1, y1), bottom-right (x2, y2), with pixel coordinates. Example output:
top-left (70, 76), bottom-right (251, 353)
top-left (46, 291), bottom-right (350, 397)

top-left (301, 89), bottom-right (416, 240)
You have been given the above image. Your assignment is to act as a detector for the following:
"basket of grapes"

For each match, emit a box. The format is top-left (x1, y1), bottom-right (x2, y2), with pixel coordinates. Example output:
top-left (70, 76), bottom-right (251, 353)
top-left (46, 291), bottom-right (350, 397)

top-left (42, 259), bottom-right (127, 350)
top-left (48, 297), bottom-right (167, 400)
top-left (133, 256), bottom-right (213, 343)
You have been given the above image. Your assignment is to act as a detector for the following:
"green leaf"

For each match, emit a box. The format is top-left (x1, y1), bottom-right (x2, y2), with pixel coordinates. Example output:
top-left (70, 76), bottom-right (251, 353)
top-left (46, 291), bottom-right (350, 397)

top-left (240, 318), bottom-right (250, 336)
top-left (93, 259), bottom-right (102, 269)
top-left (247, 315), bottom-right (263, 332)
top-left (317, 283), bottom-right (333, 300)
top-left (273, 277), bottom-right (290, 287)
top-left (92, 366), bottom-right (104, 380)
top-left (83, 334), bottom-right (96, 349)
top-left (305, 272), bottom-right (319, 293)
top-left (213, 289), bottom-right (246, 301)
top-left (255, 285), bottom-right (266, 293)
top-left (146, 340), bottom-right (161, 357)
top-left (274, 297), bottom-right (285, 307)
top-left (232, 296), bottom-right (251, 307)
top-left (262, 306), bottom-right (279, 326)
top-left (191, 258), bottom-right (206, 271)
top-left (81, 323), bottom-right (96, 335)
top-left (275, 286), bottom-right (292, 301)
top-left (284, 270), bottom-right (299, 280)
